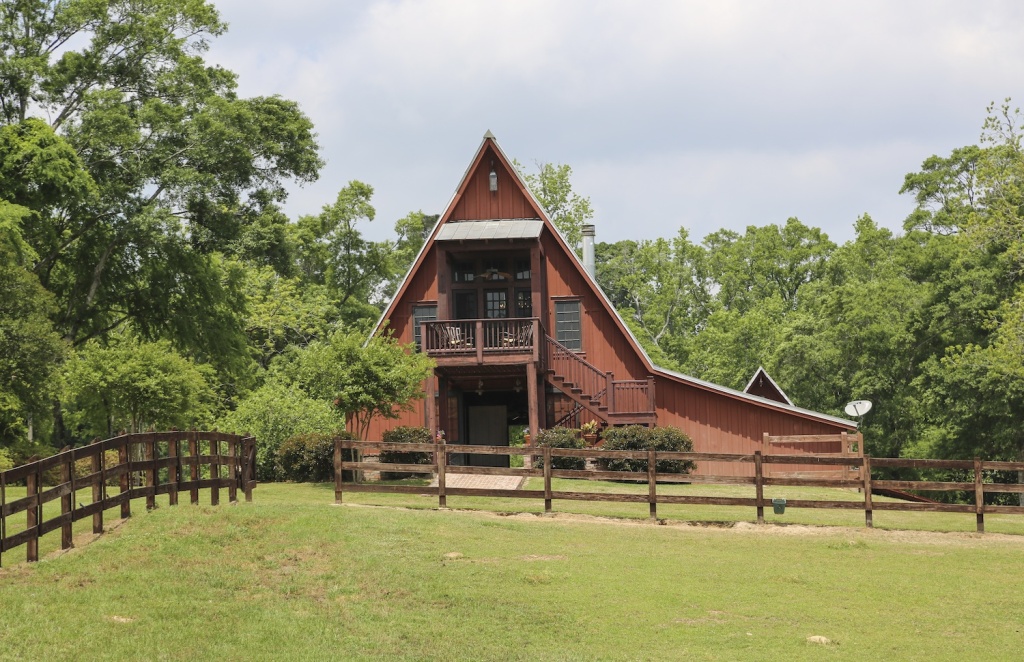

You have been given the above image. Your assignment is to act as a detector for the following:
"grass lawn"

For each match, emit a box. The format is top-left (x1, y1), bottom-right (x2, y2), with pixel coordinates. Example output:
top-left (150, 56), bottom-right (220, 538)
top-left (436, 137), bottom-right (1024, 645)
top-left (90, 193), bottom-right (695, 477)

top-left (1, 481), bottom-right (1023, 660)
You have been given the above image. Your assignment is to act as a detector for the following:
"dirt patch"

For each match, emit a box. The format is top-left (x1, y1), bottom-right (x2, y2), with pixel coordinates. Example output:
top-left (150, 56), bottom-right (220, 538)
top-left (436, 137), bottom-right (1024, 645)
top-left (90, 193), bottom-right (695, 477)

top-left (339, 502), bottom-right (1024, 548)
top-left (518, 554), bottom-right (567, 561)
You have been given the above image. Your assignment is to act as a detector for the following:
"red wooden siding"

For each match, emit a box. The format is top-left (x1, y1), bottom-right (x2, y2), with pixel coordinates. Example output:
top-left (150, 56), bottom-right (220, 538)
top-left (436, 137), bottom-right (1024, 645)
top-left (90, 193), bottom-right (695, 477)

top-left (655, 376), bottom-right (850, 476)
top-left (449, 145), bottom-right (538, 221)
top-left (541, 233), bottom-right (648, 381)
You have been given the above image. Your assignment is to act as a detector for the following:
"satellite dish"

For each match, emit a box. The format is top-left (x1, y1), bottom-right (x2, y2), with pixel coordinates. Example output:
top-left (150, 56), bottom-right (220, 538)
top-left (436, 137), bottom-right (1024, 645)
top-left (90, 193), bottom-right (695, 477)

top-left (844, 400), bottom-right (873, 417)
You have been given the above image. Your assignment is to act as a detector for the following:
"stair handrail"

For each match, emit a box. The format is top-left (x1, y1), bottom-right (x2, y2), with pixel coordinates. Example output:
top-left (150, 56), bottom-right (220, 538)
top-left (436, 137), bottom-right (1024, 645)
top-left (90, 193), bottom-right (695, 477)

top-left (544, 336), bottom-right (610, 409)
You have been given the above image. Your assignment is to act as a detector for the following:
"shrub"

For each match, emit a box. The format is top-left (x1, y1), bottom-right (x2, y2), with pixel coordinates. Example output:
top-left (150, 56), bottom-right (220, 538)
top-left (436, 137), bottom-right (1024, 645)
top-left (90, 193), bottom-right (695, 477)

top-left (0, 447), bottom-right (13, 473)
top-left (379, 426), bottom-right (434, 479)
top-left (599, 425), bottom-right (696, 474)
top-left (73, 449), bottom-right (122, 487)
top-left (533, 427), bottom-right (588, 470)
top-left (219, 382), bottom-right (345, 481)
top-left (277, 431), bottom-right (354, 482)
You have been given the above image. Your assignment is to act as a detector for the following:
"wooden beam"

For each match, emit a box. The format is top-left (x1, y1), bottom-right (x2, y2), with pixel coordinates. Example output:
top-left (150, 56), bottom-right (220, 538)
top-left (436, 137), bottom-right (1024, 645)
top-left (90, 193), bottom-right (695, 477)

top-left (527, 362), bottom-right (540, 444)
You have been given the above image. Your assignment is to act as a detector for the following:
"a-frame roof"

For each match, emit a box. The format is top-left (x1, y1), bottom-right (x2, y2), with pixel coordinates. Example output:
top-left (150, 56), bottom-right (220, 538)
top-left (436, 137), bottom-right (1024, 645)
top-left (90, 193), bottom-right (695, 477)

top-left (743, 366), bottom-right (794, 406)
top-left (374, 132), bottom-right (856, 430)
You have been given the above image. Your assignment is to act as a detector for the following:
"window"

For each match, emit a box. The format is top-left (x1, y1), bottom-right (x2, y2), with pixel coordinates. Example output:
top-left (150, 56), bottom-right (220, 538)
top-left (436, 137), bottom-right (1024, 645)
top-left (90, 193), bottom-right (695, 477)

top-left (453, 263), bottom-right (475, 283)
top-left (454, 291), bottom-right (477, 319)
top-left (485, 289), bottom-right (508, 318)
top-left (555, 299), bottom-right (582, 350)
top-left (515, 259), bottom-right (531, 281)
top-left (412, 305), bottom-right (437, 349)
top-left (515, 288), bottom-right (532, 318)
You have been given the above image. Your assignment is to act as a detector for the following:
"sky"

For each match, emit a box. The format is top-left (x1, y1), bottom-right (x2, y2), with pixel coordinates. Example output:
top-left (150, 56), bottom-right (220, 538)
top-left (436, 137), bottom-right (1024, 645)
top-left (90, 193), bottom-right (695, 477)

top-left (205, 0), bottom-right (1024, 246)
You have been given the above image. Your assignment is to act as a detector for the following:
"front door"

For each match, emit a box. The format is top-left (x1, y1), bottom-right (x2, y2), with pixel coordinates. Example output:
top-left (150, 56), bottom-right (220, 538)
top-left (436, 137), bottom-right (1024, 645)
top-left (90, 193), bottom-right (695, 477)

top-left (467, 405), bottom-right (508, 467)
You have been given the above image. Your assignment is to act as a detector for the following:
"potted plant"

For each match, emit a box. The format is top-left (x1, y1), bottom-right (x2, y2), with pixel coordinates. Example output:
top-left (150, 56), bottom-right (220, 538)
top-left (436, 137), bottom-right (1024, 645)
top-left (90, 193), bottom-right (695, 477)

top-left (580, 420), bottom-right (600, 446)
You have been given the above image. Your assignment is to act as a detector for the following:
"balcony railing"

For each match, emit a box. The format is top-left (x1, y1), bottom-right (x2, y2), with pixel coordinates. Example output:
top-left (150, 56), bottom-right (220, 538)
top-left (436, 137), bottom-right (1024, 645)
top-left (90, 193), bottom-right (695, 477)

top-left (422, 318), bottom-right (541, 361)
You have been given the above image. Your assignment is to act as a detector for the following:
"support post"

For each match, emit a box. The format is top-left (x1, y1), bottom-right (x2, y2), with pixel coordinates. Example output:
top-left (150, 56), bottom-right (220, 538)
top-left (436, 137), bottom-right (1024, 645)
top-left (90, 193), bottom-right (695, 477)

top-left (425, 372), bottom-right (437, 437)
top-left (189, 430), bottom-right (199, 505)
top-left (244, 437), bottom-right (254, 503)
top-left (646, 376), bottom-right (656, 412)
top-left (606, 372), bottom-right (615, 414)
top-left (754, 450), bottom-right (764, 525)
top-left (437, 442), bottom-right (447, 509)
top-left (975, 457), bottom-right (984, 533)
top-left (92, 448), bottom-right (104, 534)
top-left (543, 446), bottom-right (552, 513)
top-left (61, 454), bottom-right (73, 550)
top-left (647, 449), bottom-right (657, 520)
top-left (227, 437), bottom-right (238, 503)
top-left (210, 434), bottom-right (220, 507)
top-left (527, 362), bottom-right (540, 444)
top-left (118, 442), bottom-right (131, 518)
top-left (168, 436), bottom-right (179, 506)
top-left (863, 455), bottom-right (873, 528)
top-left (145, 434), bottom-right (156, 510)
top-left (475, 320), bottom-right (484, 364)
top-left (334, 438), bottom-right (344, 505)
top-left (26, 469), bottom-right (38, 562)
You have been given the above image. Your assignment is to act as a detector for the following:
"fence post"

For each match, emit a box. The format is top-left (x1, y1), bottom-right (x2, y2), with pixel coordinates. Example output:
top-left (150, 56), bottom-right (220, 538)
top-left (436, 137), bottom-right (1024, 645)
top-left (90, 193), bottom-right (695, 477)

top-left (168, 436), bottom-right (179, 506)
top-left (243, 437), bottom-right (254, 503)
top-left (334, 438), bottom-right (344, 505)
top-left (863, 455), bottom-right (873, 528)
top-left (210, 434), bottom-right (221, 507)
top-left (118, 441), bottom-right (131, 519)
top-left (26, 468), bottom-right (39, 562)
top-left (189, 430), bottom-right (199, 505)
top-left (648, 449), bottom-right (657, 520)
top-left (92, 448), bottom-right (104, 534)
top-left (145, 434), bottom-right (156, 510)
top-left (1, 471), bottom-right (6, 567)
top-left (754, 450), bottom-right (764, 525)
top-left (227, 437), bottom-right (238, 503)
top-left (61, 452), bottom-right (73, 550)
top-left (974, 457), bottom-right (984, 533)
top-left (543, 446), bottom-right (553, 513)
top-left (437, 441), bottom-right (447, 509)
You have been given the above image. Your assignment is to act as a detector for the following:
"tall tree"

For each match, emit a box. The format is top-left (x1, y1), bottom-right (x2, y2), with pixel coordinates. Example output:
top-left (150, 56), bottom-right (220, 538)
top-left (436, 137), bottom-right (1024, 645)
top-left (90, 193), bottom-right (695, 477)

top-left (516, 160), bottom-right (594, 253)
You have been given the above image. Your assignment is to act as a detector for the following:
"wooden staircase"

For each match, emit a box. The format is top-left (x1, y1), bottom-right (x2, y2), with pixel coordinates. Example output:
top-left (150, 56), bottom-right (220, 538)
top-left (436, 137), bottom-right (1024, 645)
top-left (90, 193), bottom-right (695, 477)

top-left (544, 336), bottom-right (656, 427)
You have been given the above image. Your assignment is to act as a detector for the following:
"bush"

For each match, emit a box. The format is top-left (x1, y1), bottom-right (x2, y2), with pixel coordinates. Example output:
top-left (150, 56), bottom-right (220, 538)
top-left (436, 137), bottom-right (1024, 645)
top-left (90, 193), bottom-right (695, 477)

top-left (379, 426), bottom-right (434, 479)
top-left (0, 447), bottom-right (13, 473)
top-left (533, 427), bottom-right (588, 470)
top-left (219, 382), bottom-right (345, 481)
top-left (599, 425), bottom-right (696, 474)
top-left (73, 448), bottom-right (121, 487)
top-left (277, 431), bottom-right (354, 482)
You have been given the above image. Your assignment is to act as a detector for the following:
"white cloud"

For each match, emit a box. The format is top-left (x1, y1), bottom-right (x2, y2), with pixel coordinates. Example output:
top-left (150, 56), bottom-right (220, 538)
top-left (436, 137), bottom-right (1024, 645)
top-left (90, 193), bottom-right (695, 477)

top-left (205, 0), bottom-right (1024, 243)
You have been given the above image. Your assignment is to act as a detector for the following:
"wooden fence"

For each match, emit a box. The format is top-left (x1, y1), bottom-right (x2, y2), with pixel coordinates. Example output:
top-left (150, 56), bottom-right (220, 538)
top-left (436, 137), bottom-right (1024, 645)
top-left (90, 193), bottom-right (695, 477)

top-left (0, 431), bottom-right (256, 565)
top-left (334, 440), bottom-right (1024, 532)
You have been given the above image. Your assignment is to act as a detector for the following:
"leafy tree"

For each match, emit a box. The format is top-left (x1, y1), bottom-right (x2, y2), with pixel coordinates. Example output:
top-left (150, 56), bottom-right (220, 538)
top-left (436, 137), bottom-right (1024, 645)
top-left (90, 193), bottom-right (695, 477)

top-left (62, 337), bottom-right (217, 440)
top-left (703, 218), bottom-right (836, 314)
top-left (290, 328), bottom-right (435, 441)
top-left (0, 243), bottom-right (65, 445)
top-left (516, 160), bottom-right (594, 253)
top-left (0, 1), bottom-right (322, 442)
top-left (293, 182), bottom-right (389, 323)
top-left (381, 210), bottom-right (436, 299)
top-left (219, 382), bottom-right (344, 481)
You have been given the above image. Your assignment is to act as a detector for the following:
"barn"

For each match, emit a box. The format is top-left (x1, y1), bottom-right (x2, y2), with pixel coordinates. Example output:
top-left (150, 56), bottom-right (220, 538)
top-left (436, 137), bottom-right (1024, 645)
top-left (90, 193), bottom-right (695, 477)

top-left (364, 132), bottom-right (856, 475)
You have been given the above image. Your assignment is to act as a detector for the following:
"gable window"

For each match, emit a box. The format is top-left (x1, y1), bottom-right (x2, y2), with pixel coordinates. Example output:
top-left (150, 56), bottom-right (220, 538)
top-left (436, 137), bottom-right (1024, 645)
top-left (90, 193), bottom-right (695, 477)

top-left (554, 299), bottom-right (582, 350)
top-left (412, 304), bottom-right (437, 349)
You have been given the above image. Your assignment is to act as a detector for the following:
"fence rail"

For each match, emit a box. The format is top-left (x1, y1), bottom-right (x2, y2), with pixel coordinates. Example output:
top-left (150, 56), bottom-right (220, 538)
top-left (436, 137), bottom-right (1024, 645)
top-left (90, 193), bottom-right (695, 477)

top-left (334, 440), bottom-right (1024, 532)
top-left (0, 431), bottom-right (256, 565)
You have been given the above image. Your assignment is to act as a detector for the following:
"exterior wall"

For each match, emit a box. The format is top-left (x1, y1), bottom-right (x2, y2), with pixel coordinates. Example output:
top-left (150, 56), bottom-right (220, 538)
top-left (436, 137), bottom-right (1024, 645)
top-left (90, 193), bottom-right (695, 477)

top-left (655, 374), bottom-right (854, 476)
top-left (449, 145), bottom-right (538, 221)
top-left (541, 232), bottom-right (649, 381)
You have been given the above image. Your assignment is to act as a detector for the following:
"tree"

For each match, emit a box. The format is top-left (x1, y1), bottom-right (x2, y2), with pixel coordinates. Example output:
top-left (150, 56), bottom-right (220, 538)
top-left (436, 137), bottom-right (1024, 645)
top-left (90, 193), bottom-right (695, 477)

top-left (62, 337), bottom-right (217, 440)
top-left (290, 329), bottom-right (435, 441)
top-left (218, 381), bottom-right (344, 481)
top-left (381, 210), bottom-right (436, 299)
top-left (0, 227), bottom-right (65, 445)
top-left (516, 160), bottom-right (594, 253)
top-left (293, 182), bottom-right (389, 323)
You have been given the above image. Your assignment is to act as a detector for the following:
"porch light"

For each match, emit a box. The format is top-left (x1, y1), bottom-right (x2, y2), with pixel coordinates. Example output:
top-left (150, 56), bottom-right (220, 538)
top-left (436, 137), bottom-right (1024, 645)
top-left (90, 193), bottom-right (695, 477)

top-left (489, 167), bottom-right (498, 192)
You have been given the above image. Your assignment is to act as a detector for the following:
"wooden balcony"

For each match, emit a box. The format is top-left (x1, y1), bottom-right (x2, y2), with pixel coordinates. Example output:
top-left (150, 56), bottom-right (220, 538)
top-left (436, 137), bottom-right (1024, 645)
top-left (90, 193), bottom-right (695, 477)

top-left (422, 318), bottom-right (541, 366)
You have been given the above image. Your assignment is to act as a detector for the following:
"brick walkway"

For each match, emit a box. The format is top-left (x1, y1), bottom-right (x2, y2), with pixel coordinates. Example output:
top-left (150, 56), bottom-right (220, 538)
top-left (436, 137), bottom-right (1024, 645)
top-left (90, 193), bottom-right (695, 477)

top-left (429, 473), bottom-right (525, 490)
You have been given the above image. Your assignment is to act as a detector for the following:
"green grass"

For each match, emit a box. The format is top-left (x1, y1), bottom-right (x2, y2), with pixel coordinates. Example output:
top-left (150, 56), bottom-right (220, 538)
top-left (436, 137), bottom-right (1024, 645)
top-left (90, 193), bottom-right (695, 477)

top-left (1, 482), bottom-right (1023, 660)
